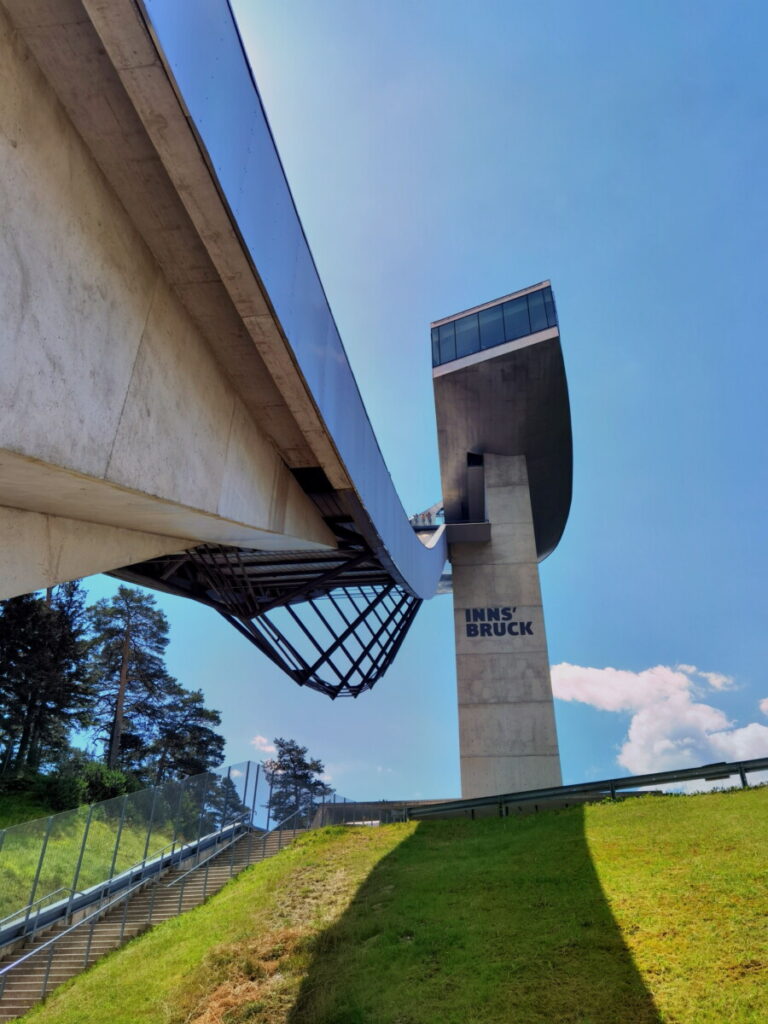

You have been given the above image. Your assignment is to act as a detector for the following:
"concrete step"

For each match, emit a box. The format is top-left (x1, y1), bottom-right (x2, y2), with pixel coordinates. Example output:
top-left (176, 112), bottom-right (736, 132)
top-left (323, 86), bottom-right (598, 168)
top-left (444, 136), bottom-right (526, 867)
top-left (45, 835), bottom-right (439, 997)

top-left (0, 829), bottom-right (307, 1021)
top-left (2, 978), bottom-right (80, 995)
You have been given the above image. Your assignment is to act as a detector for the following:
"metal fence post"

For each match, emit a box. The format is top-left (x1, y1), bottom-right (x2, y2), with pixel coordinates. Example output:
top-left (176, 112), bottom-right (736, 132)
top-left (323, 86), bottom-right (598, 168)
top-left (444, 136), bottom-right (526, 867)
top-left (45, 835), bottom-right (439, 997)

top-left (193, 774), bottom-right (212, 866)
top-left (170, 780), bottom-right (185, 866)
top-left (41, 943), bottom-right (55, 999)
top-left (220, 766), bottom-right (232, 833)
top-left (68, 805), bottom-right (95, 918)
top-left (141, 784), bottom-right (160, 871)
top-left (24, 815), bottom-right (54, 933)
top-left (241, 761), bottom-right (251, 824)
top-left (249, 762), bottom-right (260, 825)
top-left (739, 764), bottom-right (749, 788)
top-left (119, 891), bottom-right (130, 942)
top-left (228, 827), bottom-right (238, 877)
top-left (109, 794), bottom-right (129, 882)
top-left (248, 762), bottom-right (260, 864)
top-left (148, 875), bottom-right (159, 924)
top-left (84, 914), bottom-right (97, 967)
top-left (265, 775), bottom-right (274, 832)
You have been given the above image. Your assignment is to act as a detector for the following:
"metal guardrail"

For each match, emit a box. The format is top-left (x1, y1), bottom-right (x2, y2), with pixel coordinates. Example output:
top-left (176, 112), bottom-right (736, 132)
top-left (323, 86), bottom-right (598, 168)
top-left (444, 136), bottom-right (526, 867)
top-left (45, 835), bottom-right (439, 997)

top-left (0, 812), bottom-right (309, 1006)
top-left (312, 799), bottom-right (408, 827)
top-left (0, 759), bottom-right (263, 948)
top-left (0, 888), bottom-right (83, 933)
top-left (0, 872), bottom-right (152, 1002)
top-left (165, 813), bottom-right (252, 912)
top-left (405, 757), bottom-right (768, 819)
top-left (0, 819), bottom-right (248, 1005)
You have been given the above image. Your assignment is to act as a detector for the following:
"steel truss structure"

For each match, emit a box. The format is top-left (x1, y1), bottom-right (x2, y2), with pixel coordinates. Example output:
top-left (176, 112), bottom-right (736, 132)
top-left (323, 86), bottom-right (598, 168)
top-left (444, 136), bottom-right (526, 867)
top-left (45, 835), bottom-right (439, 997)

top-left (114, 541), bottom-right (422, 699)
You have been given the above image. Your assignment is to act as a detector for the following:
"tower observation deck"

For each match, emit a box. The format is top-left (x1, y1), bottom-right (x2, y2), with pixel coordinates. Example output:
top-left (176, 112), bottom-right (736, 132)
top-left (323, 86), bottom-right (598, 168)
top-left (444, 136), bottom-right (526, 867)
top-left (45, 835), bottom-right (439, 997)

top-left (0, 0), bottom-right (571, 743)
top-left (431, 283), bottom-right (572, 797)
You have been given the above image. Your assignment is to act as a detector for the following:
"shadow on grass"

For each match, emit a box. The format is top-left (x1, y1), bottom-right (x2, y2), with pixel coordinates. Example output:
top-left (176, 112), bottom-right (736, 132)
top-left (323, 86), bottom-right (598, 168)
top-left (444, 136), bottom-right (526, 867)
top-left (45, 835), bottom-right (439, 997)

top-left (288, 809), bottom-right (660, 1024)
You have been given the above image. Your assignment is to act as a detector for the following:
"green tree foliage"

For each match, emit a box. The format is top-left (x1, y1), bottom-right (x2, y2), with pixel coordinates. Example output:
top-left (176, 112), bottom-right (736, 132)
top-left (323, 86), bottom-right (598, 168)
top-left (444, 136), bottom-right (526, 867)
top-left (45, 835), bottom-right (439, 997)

top-left (88, 586), bottom-right (171, 770)
top-left (43, 751), bottom-right (135, 811)
top-left (263, 737), bottom-right (333, 826)
top-left (0, 582), bottom-right (92, 776)
top-left (88, 586), bottom-right (225, 784)
top-left (149, 685), bottom-right (225, 783)
top-left (0, 580), bottom-right (225, 798)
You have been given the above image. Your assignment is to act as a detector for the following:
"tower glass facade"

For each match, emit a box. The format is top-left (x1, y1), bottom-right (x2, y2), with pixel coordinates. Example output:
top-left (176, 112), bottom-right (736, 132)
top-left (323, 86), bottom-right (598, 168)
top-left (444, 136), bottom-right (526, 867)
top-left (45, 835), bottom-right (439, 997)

top-left (431, 284), bottom-right (558, 368)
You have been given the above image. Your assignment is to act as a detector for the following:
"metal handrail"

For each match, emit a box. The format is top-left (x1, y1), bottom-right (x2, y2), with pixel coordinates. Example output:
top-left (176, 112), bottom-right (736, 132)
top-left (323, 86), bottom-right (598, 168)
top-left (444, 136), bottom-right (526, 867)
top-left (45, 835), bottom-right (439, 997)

top-left (0, 815), bottom-right (256, 1000)
top-left (165, 813), bottom-right (250, 888)
top-left (0, 887), bottom-right (85, 930)
top-left (2, 836), bottom-right (186, 950)
top-left (0, 760), bottom-right (263, 945)
top-left (263, 805), bottom-right (309, 836)
top-left (0, 786), bottom-right (337, 1009)
top-left (0, 873), bottom-right (150, 999)
top-left (0, 820), bottom-right (249, 956)
top-left (406, 756), bottom-right (768, 819)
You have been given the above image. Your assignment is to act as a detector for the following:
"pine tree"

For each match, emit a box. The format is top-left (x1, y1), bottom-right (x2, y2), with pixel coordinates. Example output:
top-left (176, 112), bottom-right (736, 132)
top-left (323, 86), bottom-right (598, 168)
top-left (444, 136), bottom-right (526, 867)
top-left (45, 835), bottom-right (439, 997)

top-left (88, 586), bottom-right (226, 782)
top-left (88, 586), bottom-right (173, 769)
top-left (263, 737), bottom-right (333, 826)
top-left (148, 684), bottom-right (225, 783)
top-left (0, 582), bottom-right (92, 775)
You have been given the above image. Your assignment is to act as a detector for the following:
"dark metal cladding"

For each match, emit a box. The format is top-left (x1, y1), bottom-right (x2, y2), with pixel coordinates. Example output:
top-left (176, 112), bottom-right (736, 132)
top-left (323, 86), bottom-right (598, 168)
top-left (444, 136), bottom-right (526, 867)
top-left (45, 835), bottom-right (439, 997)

top-left (137, 0), bottom-right (447, 601)
top-left (432, 284), bottom-right (572, 561)
top-left (102, 0), bottom-right (447, 698)
top-left (112, 539), bottom-right (421, 699)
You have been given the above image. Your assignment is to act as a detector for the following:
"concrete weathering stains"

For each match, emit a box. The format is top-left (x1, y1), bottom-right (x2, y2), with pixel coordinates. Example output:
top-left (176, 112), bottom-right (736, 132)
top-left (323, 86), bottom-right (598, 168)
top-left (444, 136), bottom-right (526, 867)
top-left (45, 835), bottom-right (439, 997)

top-left (431, 284), bottom-right (572, 799)
top-left (0, 0), bottom-right (446, 700)
top-left (464, 608), bottom-right (535, 637)
top-left (0, 0), bottom-right (572, 794)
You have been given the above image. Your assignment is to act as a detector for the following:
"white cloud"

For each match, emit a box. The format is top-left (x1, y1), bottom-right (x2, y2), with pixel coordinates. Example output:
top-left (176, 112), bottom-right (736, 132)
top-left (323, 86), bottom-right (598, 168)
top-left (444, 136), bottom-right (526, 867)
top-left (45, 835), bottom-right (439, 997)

top-left (759, 698), bottom-right (768, 717)
top-left (230, 769), bottom-right (244, 778)
top-left (675, 664), bottom-right (736, 691)
top-left (698, 670), bottom-right (736, 691)
top-left (552, 662), bottom-right (768, 779)
top-left (551, 663), bottom-right (690, 714)
top-left (708, 722), bottom-right (768, 761)
top-left (251, 735), bottom-right (276, 755)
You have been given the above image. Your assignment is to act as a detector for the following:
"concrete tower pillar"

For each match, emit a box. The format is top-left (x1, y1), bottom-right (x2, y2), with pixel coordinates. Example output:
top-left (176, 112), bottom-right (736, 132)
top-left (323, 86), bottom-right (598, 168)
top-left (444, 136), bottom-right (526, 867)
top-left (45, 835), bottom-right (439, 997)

top-left (450, 454), bottom-right (562, 798)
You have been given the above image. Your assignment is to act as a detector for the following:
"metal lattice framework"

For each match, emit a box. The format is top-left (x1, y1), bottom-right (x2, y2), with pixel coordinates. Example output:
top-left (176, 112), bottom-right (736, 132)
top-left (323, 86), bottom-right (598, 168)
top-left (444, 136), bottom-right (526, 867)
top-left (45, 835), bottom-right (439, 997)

top-left (113, 542), bottom-right (422, 699)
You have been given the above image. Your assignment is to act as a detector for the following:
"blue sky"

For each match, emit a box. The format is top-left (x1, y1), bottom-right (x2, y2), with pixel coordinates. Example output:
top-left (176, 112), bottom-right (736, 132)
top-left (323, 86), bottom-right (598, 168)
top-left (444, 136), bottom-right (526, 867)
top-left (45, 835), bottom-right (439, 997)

top-left (89, 0), bottom-right (768, 797)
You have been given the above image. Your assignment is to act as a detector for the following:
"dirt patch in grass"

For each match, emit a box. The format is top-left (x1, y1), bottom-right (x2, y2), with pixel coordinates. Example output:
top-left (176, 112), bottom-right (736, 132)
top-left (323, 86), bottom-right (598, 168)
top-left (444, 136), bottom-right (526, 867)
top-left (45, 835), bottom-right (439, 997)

top-left (20, 789), bottom-right (768, 1024)
top-left (188, 928), bottom-right (304, 1024)
top-left (175, 835), bottom-right (395, 1024)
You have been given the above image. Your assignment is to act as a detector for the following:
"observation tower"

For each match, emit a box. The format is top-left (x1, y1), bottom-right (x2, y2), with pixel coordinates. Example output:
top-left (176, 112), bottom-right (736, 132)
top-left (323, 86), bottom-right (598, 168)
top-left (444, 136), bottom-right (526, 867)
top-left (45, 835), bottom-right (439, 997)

top-left (430, 282), bottom-right (572, 798)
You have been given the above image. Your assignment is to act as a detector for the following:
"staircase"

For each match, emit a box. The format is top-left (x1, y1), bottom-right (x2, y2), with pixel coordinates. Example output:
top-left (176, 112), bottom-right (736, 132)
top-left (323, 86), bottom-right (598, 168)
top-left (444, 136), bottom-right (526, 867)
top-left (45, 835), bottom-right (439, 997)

top-left (0, 828), bottom-right (304, 1022)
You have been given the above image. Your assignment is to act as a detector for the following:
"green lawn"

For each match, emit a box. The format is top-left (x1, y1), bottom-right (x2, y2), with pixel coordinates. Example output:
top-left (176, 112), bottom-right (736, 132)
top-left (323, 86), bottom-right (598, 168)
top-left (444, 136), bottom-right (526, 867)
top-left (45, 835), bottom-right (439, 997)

top-left (19, 787), bottom-right (768, 1023)
top-left (0, 792), bottom-right (55, 830)
top-left (0, 801), bottom-right (174, 921)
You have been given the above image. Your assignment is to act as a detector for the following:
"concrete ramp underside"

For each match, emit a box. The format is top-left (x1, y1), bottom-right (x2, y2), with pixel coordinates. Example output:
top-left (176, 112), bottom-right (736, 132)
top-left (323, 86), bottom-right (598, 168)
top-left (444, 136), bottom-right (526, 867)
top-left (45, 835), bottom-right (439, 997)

top-left (0, 0), bottom-right (442, 697)
top-left (115, 544), bottom-right (421, 699)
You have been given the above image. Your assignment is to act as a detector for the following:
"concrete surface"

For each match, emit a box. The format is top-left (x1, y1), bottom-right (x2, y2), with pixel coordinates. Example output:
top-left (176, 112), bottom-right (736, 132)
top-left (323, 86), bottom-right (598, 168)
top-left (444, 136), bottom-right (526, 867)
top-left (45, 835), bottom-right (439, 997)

top-left (0, 2), bottom-right (335, 596)
top-left (451, 454), bottom-right (562, 797)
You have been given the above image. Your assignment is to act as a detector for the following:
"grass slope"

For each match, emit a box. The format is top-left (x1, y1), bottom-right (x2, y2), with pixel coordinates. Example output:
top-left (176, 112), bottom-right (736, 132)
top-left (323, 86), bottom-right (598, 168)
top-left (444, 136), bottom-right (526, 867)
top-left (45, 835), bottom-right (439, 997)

top-left (0, 793), bottom-right (55, 830)
top-left (19, 787), bottom-right (768, 1024)
top-left (0, 803), bottom-right (174, 920)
